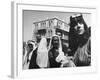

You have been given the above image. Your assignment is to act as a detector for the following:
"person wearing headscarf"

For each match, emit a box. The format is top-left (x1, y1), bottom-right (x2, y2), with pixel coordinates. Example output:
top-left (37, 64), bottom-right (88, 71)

top-left (69, 14), bottom-right (91, 66)
top-left (48, 35), bottom-right (76, 68)
top-left (36, 37), bottom-right (48, 68)
top-left (23, 41), bottom-right (37, 69)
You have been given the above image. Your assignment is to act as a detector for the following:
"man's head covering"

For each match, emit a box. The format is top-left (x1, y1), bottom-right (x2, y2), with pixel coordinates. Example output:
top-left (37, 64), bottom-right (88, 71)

top-left (48, 35), bottom-right (62, 50)
top-left (27, 40), bottom-right (37, 50)
top-left (37, 37), bottom-right (47, 52)
top-left (70, 13), bottom-right (88, 30)
top-left (36, 37), bottom-right (48, 68)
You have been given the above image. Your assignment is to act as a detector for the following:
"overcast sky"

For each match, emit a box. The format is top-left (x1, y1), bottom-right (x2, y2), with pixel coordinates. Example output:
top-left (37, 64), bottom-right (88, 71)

top-left (23, 10), bottom-right (91, 42)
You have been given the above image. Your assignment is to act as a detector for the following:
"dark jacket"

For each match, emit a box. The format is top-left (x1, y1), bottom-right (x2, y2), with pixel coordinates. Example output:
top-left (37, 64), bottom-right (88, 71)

top-left (29, 48), bottom-right (39, 69)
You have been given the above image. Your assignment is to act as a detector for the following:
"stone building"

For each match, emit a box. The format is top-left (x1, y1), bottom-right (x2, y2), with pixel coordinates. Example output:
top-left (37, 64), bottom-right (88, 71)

top-left (32, 18), bottom-right (70, 47)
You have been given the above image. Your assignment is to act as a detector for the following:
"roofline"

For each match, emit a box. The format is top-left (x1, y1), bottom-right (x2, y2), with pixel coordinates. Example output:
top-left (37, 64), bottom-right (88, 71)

top-left (33, 18), bottom-right (68, 25)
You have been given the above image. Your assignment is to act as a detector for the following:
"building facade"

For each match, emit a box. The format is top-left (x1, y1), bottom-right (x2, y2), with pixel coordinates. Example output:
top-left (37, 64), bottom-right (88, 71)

top-left (32, 18), bottom-right (70, 47)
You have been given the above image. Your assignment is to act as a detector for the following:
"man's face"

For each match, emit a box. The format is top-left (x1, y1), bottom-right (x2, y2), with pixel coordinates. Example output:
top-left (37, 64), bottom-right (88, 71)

top-left (74, 23), bottom-right (85, 35)
top-left (70, 14), bottom-right (85, 35)
top-left (52, 36), bottom-right (59, 48)
top-left (27, 44), bottom-right (33, 52)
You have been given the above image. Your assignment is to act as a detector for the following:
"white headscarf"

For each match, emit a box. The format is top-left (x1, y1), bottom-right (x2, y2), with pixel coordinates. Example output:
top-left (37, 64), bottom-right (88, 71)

top-left (36, 37), bottom-right (48, 68)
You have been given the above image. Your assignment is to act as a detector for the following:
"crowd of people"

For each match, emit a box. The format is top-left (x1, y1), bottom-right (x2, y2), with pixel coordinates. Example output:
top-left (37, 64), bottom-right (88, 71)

top-left (23, 14), bottom-right (91, 69)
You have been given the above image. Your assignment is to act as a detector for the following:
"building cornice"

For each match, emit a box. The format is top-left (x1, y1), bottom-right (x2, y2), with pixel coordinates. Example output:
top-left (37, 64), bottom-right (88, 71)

top-left (33, 18), bottom-right (68, 25)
